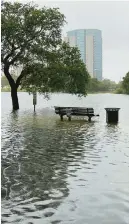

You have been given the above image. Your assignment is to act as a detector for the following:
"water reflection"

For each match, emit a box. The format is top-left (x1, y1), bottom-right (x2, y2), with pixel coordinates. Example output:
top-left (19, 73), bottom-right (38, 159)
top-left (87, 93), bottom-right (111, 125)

top-left (1, 92), bottom-right (129, 224)
top-left (2, 111), bottom-right (99, 223)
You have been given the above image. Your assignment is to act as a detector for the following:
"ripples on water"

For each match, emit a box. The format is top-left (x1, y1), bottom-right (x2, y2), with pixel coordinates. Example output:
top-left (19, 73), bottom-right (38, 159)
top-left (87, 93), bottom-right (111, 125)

top-left (1, 93), bottom-right (129, 224)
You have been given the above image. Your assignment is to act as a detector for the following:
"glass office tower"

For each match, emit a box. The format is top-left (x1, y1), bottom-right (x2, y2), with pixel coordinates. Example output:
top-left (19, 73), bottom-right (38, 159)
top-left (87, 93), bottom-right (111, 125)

top-left (66, 29), bottom-right (102, 81)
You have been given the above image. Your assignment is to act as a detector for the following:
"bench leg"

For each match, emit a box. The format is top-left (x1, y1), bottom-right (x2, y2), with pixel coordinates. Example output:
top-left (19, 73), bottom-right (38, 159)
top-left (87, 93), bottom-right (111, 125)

top-left (88, 116), bottom-right (91, 122)
top-left (60, 115), bottom-right (63, 121)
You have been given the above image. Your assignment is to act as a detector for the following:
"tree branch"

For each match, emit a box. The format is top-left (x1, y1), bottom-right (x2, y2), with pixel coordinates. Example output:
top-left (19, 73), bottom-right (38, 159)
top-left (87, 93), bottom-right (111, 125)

top-left (16, 69), bottom-right (26, 88)
top-left (3, 44), bottom-right (20, 63)
top-left (4, 64), bottom-right (16, 88)
top-left (9, 51), bottom-right (22, 65)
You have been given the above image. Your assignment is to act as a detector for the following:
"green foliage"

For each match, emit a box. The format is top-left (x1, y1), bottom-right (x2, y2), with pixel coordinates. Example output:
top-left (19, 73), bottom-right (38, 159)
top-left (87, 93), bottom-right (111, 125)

top-left (115, 81), bottom-right (123, 94)
top-left (115, 88), bottom-right (124, 94)
top-left (122, 72), bottom-right (129, 94)
top-left (88, 78), bottom-right (100, 92)
top-left (21, 42), bottom-right (90, 96)
top-left (1, 1), bottom-right (89, 97)
top-left (115, 72), bottom-right (129, 94)
top-left (1, 1), bottom-right (65, 66)
top-left (88, 78), bottom-right (118, 93)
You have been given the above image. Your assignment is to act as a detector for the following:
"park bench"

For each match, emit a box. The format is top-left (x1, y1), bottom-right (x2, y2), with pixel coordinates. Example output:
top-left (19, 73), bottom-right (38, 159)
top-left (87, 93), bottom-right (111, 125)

top-left (54, 106), bottom-right (99, 121)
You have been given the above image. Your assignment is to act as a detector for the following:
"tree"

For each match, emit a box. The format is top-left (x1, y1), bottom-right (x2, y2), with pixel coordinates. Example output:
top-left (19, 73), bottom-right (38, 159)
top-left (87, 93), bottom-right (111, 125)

top-left (122, 72), bottom-right (129, 94)
top-left (1, 1), bottom-right (65, 110)
top-left (21, 42), bottom-right (90, 96)
top-left (1, 1), bottom-right (89, 110)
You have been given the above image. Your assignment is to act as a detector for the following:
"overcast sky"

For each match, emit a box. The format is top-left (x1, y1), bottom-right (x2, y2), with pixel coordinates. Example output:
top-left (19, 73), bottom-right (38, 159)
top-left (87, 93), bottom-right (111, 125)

top-left (18, 1), bottom-right (129, 82)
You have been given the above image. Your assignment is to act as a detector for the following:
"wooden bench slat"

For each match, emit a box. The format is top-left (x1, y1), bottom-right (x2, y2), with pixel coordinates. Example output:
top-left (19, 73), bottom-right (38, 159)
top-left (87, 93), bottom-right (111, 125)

top-left (55, 107), bottom-right (95, 116)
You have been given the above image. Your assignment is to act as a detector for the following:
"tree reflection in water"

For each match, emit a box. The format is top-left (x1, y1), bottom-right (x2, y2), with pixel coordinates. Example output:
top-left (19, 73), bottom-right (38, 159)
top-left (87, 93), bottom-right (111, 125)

top-left (1, 111), bottom-right (96, 221)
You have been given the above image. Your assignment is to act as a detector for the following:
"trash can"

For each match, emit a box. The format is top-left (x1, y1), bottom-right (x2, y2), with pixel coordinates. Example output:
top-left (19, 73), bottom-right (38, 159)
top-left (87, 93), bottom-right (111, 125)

top-left (105, 108), bottom-right (120, 123)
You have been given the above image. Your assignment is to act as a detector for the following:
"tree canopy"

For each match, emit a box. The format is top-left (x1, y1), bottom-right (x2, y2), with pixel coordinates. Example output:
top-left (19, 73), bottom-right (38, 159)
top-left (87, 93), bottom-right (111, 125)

top-left (21, 42), bottom-right (89, 96)
top-left (1, 1), bottom-right (90, 109)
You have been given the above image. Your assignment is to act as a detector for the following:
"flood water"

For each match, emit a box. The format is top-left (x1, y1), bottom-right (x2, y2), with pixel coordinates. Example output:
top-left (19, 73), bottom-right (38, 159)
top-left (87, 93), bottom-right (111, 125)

top-left (1, 92), bottom-right (129, 224)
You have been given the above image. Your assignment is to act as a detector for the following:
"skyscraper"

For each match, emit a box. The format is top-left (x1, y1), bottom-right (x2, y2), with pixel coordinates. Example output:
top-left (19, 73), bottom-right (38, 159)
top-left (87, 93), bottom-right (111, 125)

top-left (66, 29), bottom-right (102, 81)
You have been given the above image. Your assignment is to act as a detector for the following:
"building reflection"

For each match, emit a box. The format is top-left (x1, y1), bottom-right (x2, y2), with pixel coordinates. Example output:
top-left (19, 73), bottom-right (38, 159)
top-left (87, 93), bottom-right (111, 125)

top-left (1, 111), bottom-right (97, 220)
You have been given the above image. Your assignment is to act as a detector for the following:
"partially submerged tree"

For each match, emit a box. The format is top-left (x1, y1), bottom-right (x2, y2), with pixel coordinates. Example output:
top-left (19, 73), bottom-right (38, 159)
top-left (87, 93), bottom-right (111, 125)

top-left (1, 1), bottom-right (89, 110)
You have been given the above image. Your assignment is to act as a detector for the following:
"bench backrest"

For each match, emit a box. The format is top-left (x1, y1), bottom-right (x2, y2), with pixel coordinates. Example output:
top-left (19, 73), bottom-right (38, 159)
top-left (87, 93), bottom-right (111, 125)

top-left (55, 107), bottom-right (94, 115)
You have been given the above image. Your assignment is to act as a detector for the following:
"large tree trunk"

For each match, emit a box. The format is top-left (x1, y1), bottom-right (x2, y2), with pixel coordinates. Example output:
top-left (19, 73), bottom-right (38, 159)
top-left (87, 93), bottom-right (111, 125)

top-left (11, 86), bottom-right (19, 110)
top-left (4, 65), bottom-right (20, 110)
top-left (4, 63), bottom-right (26, 110)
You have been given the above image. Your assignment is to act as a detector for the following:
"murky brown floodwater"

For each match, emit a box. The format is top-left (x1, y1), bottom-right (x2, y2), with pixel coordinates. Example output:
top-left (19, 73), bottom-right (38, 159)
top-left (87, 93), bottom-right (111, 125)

top-left (1, 93), bottom-right (129, 224)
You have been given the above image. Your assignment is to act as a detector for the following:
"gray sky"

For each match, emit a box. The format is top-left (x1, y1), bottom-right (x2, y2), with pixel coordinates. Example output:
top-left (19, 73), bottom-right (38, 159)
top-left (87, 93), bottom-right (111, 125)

top-left (19, 1), bottom-right (129, 82)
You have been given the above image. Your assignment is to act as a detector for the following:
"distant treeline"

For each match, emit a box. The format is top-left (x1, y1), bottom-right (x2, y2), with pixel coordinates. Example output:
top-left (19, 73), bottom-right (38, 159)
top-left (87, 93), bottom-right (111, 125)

top-left (1, 72), bottom-right (129, 94)
top-left (115, 72), bottom-right (129, 94)
top-left (88, 78), bottom-right (118, 93)
top-left (1, 74), bottom-right (17, 89)
top-left (88, 72), bottom-right (129, 94)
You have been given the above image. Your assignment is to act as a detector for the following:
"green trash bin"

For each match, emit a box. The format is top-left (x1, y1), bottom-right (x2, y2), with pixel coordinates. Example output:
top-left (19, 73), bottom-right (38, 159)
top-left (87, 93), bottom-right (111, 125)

top-left (105, 108), bottom-right (120, 123)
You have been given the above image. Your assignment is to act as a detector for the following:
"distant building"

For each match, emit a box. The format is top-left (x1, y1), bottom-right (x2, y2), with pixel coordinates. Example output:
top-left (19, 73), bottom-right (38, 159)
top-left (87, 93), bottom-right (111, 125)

top-left (65, 29), bottom-right (102, 81)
